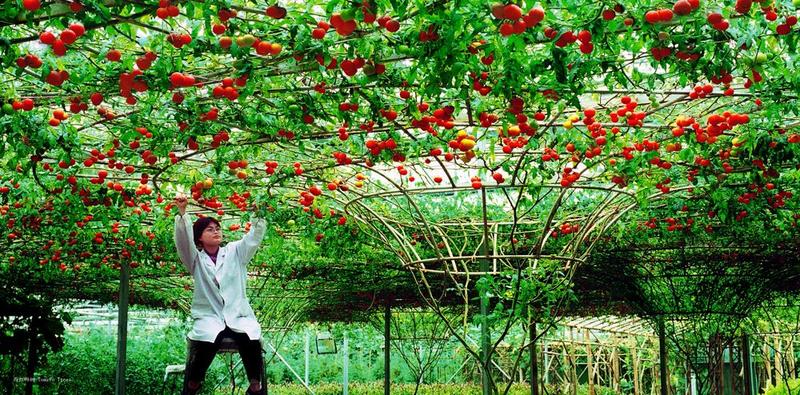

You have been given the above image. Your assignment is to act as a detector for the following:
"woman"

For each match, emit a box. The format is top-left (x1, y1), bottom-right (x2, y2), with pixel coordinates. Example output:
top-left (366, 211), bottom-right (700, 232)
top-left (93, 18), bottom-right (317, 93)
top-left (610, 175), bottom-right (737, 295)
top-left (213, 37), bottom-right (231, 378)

top-left (173, 193), bottom-right (268, 395)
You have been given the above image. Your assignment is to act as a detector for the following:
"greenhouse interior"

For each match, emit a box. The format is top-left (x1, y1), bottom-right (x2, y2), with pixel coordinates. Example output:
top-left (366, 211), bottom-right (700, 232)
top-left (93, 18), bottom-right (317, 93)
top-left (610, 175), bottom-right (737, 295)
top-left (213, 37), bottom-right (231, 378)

top-left (1, 0), bottom-right (800, 394)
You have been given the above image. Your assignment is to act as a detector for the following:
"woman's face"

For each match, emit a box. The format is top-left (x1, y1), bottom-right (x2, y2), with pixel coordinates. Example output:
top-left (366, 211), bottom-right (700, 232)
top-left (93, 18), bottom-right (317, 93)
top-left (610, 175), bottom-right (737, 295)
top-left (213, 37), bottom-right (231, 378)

top-left (199, 222), bottom-right (223, 249)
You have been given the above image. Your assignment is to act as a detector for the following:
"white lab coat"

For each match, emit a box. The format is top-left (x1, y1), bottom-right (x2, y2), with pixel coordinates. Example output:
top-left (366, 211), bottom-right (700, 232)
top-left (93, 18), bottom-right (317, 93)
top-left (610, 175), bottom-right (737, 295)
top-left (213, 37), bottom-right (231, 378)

top-left (174, 213), bottom-right (267, 343)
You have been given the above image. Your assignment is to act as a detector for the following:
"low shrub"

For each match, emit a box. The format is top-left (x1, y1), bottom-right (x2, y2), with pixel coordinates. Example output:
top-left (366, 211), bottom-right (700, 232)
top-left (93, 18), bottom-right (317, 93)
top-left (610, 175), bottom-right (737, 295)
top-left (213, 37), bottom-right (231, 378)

top-left (765, 379), bottom-right (800, 395)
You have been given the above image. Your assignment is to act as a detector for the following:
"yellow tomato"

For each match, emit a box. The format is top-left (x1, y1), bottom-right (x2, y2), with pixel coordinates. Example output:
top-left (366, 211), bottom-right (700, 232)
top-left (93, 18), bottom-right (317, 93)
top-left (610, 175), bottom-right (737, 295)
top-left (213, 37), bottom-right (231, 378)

top-left (460, 139), bottom-right (476, 151)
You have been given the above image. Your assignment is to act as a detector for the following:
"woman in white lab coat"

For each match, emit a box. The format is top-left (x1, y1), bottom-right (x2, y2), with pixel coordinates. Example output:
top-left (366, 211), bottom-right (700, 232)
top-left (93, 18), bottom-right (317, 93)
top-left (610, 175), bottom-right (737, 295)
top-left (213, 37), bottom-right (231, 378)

top-left (173, 193), bottom-right (268, 395)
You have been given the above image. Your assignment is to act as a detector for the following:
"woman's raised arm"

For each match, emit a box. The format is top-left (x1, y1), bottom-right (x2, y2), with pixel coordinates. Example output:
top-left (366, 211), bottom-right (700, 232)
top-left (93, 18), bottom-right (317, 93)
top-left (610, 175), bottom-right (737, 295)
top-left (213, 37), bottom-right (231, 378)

top-left (173, 193), bottom-right (198, 273)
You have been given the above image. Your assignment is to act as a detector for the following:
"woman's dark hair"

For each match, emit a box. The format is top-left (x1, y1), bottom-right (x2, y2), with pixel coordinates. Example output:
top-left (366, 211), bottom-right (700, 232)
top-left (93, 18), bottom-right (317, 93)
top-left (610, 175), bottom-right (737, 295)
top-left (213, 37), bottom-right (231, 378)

top-left (193, 217), bottom-right (221, 248)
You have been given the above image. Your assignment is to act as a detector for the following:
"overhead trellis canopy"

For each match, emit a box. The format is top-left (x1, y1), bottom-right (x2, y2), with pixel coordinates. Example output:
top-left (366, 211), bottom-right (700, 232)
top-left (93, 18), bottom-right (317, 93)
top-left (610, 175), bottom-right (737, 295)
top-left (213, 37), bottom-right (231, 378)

top-left (562, 316), bottom-right (655, 337)
top-left (1, 0), bottom-right (799, 322)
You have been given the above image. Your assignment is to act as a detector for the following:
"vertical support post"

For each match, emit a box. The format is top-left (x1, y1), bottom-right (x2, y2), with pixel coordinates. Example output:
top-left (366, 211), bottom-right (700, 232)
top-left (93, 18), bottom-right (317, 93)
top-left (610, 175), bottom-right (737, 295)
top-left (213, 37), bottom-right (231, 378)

top-left (544, 342), bottom-right (550, 385)
top-left (570, 328), bottom-right (577, 395)
top-left (658, 318), bottom-right (668, 395)
top-left (343, 331), bottom-right (349, 395)
top-left (728, 341), bottom-right (736, 395)
top-left (419, 345), bottom-right (425, 385)
top-left (741, 334), bottom-right (753, 395)
top-left (710, 336), bottom-right (717, 395)
top-left (685, 362), bottom-right (692, 395)
top-left (633, 342), bottom-right (641, 395)
top-left (602, 340), bottom-right (608, 390)
top-left (611, 335), bottom-right (619, 393)
top-left (480, 187), bottom-right (491, 395)
top-left (788, 340), bottom-right (796, 380)
top-left (531, 320), bottom-right (538, 395)
top-left (25, 322), bottom-right (38, 395)
top-left (764, 342), bottom-right (773, 387)
top-left (304, 330), bottom-right (310, 386)
top-left (652, 366), bottom-right (658, 395)
top-left (561, 342), bottom-right (569, 390)
top-left (586, 329), bottom-right (594, 395)
top-left (6, 351), bottom-right (16, 394)
top-left (774, 336), bottom-right (783, 383)
top-left (719, 336), bottom-right (725, 395)
top-left (385, 302), bottom-right (391, 395)
top-left (115, 261), bottom-right (130, 395)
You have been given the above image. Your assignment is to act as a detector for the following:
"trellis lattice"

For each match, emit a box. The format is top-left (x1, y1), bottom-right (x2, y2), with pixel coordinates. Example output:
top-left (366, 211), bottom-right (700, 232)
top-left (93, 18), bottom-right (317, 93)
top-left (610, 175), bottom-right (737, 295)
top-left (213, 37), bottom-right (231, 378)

top-left (344, 182), bottom-right (637, 277)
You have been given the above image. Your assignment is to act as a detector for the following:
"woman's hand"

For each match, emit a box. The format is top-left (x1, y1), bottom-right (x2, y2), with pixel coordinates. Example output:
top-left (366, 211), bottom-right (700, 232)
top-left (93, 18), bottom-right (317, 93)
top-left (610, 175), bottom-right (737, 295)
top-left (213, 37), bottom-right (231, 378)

top-left (174, 193), bottom-right (189, 216)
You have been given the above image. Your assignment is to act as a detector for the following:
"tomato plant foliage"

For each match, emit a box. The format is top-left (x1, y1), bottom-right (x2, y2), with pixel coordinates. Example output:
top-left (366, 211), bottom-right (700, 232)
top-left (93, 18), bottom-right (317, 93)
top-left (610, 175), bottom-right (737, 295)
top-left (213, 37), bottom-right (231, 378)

top-left (0, 0), bottom-right (799, 313)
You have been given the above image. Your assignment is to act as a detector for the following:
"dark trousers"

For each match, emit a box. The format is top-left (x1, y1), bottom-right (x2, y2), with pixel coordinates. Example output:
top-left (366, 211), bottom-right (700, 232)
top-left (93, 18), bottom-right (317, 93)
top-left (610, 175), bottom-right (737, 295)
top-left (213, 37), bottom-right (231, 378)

top-left (182, 326), bottom-right (265, 394)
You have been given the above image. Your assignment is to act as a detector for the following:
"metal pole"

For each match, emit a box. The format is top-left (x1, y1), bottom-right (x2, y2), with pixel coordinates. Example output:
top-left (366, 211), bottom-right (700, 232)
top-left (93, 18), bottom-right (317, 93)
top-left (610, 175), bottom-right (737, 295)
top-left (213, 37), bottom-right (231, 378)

top-left (305, 331), bottom-right (310, 386)
top-left (742, 335), bottom-right (753, 395)
top-left (658, 318), bottom-right (668, 395)
top-left (343, 331), bottom-right (349, 395)
top-left (115, 261), bottom-right (130, 395)
top-left (480, 187), bottom-right (491, 395)
top-left (544, 342), bottom-right (549, 385)
top-left (6, 349), bottom-right (15, 394)
top-left (264, 342), bottom-right (315, 394)
top-left (25, 320), bottom-right (38, 395)
top-left (385, 302), bottom-right (391, 395)
top-left (531, 320), bottom-right (538, 395)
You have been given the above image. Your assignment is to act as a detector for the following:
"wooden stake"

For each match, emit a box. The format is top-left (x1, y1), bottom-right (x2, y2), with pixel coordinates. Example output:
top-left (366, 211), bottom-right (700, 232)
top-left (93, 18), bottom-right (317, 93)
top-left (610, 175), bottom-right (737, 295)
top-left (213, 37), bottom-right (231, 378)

top-left (658, 319), bottom-right (668, 395)
top-left (611, 338), bottom-right (620, 392)
top-left (775, 336), bottom-right (783, 383)
top-left (719, 335), bottom-right (724, 395)
top-left (531, 321), bottom-right (538, 395)
top-left (788, 339), bottom-right (796, 380)
top-left (652, 366), bottom-right (658, 395)
top-left (570, 328), bottom-right (577, 395)
top-left (633, 342), bottom-right (641, 395)
top-left (728, 340), bottom-right (735, 395)
top-left (585, 329), bottom-right (594, 395)
top-left (764, 341), bottom-right (773, 387)
top-left (544, 342), bottom-right (550, 386)
top-left (560, 343), bottom-right (568, 389)
top-left (384, 303), bottom-right (390, 395)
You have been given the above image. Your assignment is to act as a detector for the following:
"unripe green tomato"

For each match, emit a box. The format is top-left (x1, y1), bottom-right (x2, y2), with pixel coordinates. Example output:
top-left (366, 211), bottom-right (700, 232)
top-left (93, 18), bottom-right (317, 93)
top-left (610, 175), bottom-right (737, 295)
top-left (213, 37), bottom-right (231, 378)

top-left (649, 95), bottom-right (660, 108)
